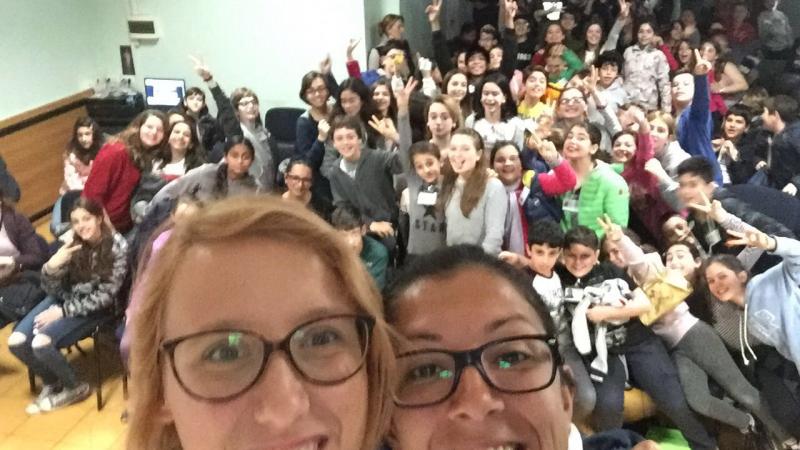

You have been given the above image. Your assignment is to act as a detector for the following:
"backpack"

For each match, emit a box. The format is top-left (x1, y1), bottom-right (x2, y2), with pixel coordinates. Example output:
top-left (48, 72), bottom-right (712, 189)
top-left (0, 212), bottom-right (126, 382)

top-left (521, 170), bottom-right (563, 223)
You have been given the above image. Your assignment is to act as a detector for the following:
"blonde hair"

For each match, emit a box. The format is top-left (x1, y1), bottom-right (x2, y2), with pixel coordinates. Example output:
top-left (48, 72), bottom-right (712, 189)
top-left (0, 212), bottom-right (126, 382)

top-left (647, 110), bottom-right (676, 137)
top-left (126, 196), bottom-right (395, 450)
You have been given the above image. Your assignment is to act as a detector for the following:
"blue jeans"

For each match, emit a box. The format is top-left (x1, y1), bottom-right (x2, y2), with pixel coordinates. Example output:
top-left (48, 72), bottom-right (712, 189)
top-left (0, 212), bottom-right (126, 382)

top-left (9, 296), bottom-right (105, 388)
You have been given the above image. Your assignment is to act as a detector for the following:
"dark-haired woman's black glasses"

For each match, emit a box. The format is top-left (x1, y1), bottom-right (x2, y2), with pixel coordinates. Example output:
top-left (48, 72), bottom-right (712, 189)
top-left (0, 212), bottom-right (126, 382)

top-left (160, 315), bottom-right (374, 402)
top-left (395, 335), bottom-right (560, 407)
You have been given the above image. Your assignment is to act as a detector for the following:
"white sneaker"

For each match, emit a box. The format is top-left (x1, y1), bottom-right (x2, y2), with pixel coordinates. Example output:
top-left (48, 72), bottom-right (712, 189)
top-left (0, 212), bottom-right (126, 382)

top-left (25, 384), bottom-right (61, 415)
top-left (38, 382), bottom-right (91, 413)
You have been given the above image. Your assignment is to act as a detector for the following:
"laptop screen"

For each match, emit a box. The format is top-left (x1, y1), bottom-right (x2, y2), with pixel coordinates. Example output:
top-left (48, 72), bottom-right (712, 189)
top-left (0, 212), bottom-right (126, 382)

top-left (144, 78), bottom-right (186, 108)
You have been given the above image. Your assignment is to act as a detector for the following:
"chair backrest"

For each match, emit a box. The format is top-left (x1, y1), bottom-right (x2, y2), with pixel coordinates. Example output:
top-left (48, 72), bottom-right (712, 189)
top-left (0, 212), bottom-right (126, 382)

top-left (263, 107), bottom-right (304, 143)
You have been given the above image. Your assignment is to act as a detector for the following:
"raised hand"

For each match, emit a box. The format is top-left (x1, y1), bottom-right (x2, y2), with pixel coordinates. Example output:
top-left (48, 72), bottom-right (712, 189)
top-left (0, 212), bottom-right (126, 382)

top-left (317, 119), bottom-right (331, 142)
top-left (319, 54), bottom-right (332, 75)
top-left (47, 240), bottom-right (82, 272)
top-left (189, 54), bottom-right (212, 81)
top-left (426, 0), bottom-right (442, 25)
top-left (726, 228), bottom-right (776, 251)
top-left (418, 57), bottom-right (432, 78)
top-left (538, 139), bottom-right (561, 166)
top-left (597, 214), bottom-right (623, 242)
top-left (394, 77), bottom-right (418, 113)
top-left (618, 0), bottom-right (630, 20)
top-left (693, 49), bottom-right (712, 76)
top-left (504, 0), bottom-right (519, 26)
top-left (687, 191), bottom-right (729, 223)
top-left (346, 38), bottom-right (362, 61)
top-left (368, 115), bottom-right (399, 143)
top-left (644, 159), bottom-right (669, 181)
top-left (587, 65), bottom-right (600, 93)
top-left (629, 106), bottom-right (648, 133)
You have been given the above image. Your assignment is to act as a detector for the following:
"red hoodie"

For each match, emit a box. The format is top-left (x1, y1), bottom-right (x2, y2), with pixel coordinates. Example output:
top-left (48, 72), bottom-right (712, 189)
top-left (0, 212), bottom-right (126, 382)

top-left (82, 141), bottom-right (141, 233)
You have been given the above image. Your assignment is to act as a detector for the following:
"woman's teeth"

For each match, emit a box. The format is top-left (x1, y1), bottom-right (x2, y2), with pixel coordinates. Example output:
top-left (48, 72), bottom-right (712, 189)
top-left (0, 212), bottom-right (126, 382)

top-left (487, 444), bottom-right (522, 450)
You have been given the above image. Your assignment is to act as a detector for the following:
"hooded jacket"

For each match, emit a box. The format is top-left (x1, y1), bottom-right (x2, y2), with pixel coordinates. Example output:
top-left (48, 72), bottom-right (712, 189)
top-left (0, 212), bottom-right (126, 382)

top-left (744, 236), bottom-right (800, 373)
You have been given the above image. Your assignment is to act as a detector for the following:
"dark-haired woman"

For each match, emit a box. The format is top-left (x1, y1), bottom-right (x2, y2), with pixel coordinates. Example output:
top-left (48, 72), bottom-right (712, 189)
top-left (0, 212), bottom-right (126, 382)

top-left (8, 197), bottom-right (127, 414)
top-left (385, 244), bottom-right (659, 450)
top-left (52, 117), bottom-right (105, 236)
top-left (83, 110), bottom-right (167, 234)
top-left (150, 136), bottom-right (259, 206)
top-left (296, 62), bottom-right (338, 203)
top-left (281, 158), bottom-right (332, 221)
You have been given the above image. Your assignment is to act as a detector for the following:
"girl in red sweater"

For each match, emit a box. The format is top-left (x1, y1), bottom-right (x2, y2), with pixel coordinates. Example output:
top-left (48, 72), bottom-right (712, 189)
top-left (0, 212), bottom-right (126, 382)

top-left (83, 110), bottom-right (167, 233)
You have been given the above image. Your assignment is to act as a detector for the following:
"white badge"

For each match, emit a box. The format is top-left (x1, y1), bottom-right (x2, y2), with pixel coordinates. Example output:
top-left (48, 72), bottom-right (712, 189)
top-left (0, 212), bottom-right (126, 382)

top-left (418, 191), bottom-right (438, 206)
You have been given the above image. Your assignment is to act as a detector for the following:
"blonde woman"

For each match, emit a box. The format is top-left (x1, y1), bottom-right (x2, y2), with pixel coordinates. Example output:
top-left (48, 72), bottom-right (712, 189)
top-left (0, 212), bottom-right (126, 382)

top-left (126, 196), bottom-right (395, 450)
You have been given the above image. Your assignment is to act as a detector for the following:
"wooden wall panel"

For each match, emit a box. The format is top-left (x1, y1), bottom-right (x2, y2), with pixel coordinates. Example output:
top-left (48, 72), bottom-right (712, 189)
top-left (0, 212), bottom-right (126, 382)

top-left (0, 106), bottom-right (89, 218)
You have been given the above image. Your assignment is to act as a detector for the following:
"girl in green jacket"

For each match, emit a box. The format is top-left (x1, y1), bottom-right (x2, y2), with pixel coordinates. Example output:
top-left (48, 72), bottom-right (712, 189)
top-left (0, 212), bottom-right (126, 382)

top-left (560, 122), bottom-right (629, 237)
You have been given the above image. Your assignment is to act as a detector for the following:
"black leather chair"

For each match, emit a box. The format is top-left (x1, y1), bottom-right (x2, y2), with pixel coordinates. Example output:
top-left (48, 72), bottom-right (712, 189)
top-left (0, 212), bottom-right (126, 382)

top-left (264, 107), bottom-right (305, 186)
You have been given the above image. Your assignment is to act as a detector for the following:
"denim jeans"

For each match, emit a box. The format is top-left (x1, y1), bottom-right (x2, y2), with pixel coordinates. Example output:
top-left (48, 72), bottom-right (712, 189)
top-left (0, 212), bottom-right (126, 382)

top-left (9, 296), bottom-right (105, 388)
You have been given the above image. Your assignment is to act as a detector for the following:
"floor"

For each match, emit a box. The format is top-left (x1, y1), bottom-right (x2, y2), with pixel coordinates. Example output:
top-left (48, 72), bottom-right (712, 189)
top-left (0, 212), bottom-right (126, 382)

top-left (0, 325), bottom-right (128, 450)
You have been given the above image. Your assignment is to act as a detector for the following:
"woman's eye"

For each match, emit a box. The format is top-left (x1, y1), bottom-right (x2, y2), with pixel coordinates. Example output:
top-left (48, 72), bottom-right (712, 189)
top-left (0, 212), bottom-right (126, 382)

top-left (493, 351), bottom-right (531, 369)
top-left (302, 329), bottom-right (341, 348)
top-left (407, 364), bottom-right (452, 381)
top-left (202, 344), bottom-right (245, 363)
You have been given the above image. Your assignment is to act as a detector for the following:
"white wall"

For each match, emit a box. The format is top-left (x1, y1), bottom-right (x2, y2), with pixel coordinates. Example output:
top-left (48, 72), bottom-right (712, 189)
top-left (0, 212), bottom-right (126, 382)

top-left (92, 0), bottom-right (368, 115)
top-left (0, 1), bottom-right (100, 119)
top-left (363, 0), bottom-right (400, 51)
top-left (1, 0), bottom-right (368, 120)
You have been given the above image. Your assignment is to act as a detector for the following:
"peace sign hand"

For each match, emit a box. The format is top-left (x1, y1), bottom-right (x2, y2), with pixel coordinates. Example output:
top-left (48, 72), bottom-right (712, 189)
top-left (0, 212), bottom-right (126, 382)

top-left (426, 0), bottom-right (442, 25)
top-left (725, 229), bottom-right (776, 251)
top-left (597, 214), bottom-right (623, 242)
top-left (189, 55), bottom-right (212, 81)
top-left (693, 49), bottom-right (712, 76)
top-left (687, 191), bottom-right (728, 223)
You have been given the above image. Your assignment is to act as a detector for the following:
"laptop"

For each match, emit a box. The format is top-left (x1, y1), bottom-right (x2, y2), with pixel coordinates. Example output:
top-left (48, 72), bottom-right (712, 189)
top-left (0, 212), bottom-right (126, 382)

top-left (144, 78), bottom-right (186, 110)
